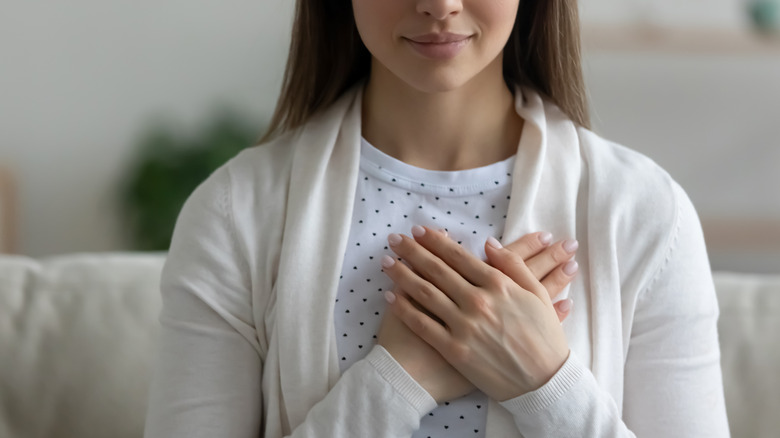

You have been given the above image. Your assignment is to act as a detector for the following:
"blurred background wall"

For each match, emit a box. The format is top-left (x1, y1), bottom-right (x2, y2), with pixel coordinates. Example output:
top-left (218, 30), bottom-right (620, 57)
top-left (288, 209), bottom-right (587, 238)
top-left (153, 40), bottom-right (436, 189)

top-left (0, 0), bottom-right (294, 256)
top-left (1, 0), bottom-right (778, 273)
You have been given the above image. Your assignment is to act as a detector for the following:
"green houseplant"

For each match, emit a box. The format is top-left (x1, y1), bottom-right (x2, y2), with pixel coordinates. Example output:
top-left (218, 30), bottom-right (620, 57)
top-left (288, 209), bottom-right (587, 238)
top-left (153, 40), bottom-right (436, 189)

top-left (121, 109), bottom-right (263, 251)
top-left (749, 0), bottom-right (780, 33)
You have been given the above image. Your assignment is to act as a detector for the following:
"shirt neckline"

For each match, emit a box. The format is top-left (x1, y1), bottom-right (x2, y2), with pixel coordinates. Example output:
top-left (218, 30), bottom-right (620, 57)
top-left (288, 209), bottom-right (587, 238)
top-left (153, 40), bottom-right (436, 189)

top-left (359, 137), bottom-right (515, 197)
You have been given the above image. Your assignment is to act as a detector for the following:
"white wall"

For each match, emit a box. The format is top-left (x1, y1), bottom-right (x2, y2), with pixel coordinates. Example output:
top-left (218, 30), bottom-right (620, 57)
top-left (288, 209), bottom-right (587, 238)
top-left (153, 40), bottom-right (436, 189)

top-left (580, 0), bottom-right (747, 30)
top-left (1, 1), bottom-right (777, 273)
top-left (0, 0), bottom-right (294, 256)
top-left (584, 52), bottom-right (780, 219)
top-left (583, 51), bottom-right (780, 273)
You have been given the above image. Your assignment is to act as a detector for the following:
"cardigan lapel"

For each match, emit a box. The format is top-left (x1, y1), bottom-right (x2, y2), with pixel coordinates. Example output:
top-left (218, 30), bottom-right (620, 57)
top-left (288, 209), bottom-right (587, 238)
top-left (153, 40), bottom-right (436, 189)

top-left (273, 85), bottom-right (364, 428)
top-left (486, 87), bottom-right (586, 434)
top-left (501, 87), bottom-right (582, 248)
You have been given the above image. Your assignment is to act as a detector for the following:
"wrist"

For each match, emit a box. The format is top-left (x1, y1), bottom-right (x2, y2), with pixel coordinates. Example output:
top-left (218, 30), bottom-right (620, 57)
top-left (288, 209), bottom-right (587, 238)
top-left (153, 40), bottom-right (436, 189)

top-left (367, 346), bottom-right (439, 414)
top-left (497, 348), bottom-right (571, 402)
top-left (500, 350), bottom-right (584, 415)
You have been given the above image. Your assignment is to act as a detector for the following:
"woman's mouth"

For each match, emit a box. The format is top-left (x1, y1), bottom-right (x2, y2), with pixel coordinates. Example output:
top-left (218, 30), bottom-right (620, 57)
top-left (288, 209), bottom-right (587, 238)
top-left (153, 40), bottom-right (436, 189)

top-left (404, 33), bottom-right (472, 60)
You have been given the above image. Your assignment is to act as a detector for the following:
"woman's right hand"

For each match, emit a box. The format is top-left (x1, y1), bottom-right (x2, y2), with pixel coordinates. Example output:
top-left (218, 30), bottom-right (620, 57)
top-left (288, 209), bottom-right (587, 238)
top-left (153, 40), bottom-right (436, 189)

top-left (376, 231), bottom-right (578, 403)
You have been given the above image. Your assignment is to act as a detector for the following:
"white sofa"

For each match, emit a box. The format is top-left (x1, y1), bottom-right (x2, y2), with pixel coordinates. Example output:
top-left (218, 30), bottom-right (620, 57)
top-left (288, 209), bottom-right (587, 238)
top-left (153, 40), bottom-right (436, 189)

top-left (0, 253), bottom-right (778, 438)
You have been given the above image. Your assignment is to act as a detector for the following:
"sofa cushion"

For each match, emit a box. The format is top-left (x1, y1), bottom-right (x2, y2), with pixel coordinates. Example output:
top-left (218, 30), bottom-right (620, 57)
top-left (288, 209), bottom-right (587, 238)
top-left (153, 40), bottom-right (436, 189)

top-left (715, 271), bottom-right (780, 438)
top-left (0, 253), bottom-right (778, 438)
top-left (0, 253), bottom-right (165, 438)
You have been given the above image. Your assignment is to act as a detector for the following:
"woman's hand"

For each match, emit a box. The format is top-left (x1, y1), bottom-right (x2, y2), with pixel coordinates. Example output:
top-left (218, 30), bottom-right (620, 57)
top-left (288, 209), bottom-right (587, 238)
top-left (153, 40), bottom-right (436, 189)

top-left (500, 231), bottom-right (578, 322)
top-left (377, 228), bottom-right (577, 403)
top-left (377, 288), bottom-right (475, 403)
top-left (381, 226), bottom-right (572, 402)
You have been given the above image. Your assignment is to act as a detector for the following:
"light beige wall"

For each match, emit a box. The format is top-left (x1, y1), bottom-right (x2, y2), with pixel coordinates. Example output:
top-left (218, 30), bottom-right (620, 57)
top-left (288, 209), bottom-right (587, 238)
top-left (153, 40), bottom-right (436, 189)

top-left (580, 0), bottom-right (745, 29)
top-left (584, 51), bottom-right (780, 273)
top-left (0, 0), bottom-right (294, 256)
top-left (1, 1), bottom-right (777, 273)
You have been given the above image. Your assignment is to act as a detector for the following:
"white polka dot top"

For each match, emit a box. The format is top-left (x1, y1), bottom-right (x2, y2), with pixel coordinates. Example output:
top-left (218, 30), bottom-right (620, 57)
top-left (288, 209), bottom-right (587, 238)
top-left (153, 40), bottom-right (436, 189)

top-left (334, 138), bottom-right (514, 438)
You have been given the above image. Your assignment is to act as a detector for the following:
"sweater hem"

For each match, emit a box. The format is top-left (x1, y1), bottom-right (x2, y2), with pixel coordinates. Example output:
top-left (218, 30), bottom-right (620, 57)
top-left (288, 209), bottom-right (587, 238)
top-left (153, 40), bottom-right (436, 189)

top-left (499, 350), bottom-right (585, 415)
top-left (366, 346), bottom-right (438, 416)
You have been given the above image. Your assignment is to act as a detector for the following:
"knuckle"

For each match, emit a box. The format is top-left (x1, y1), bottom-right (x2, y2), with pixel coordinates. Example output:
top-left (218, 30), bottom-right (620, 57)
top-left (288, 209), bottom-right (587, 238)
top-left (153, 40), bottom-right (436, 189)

top-left (454, 316), bottom-right (479, 338)
top-left (426, 259), bottom-right (449, 281)
top-left (447, 342), bottom-right (472, 364)
top-left (501, 248), bottom-right (521, 263)
top-left (512, 233), bottom-right (539, 253)
top-left (431, 226), bottom-right (448, 241)
top-left (444, 242), bottom-right (469, 262)
top-left (550, 246), bottom-right (568, 264)
top-left (504, 252), bottom-right (528, 273)
top-left (417, 282), bottom-right (438, 302)
top-left (409, 312), bottom-right (429, 333)
top-left (467, 294), bottom-right (489, 313)
top-left (526, 233), bottom-right (546, 252)
top-left (486, 270), bottom-right (515, 296)
top-left (485, 269), bottom-right (507, 289)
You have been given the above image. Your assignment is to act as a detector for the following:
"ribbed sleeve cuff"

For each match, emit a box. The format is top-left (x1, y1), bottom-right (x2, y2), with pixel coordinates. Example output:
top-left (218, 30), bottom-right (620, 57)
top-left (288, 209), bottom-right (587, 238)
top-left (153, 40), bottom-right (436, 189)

top-left (499, 350), bottom-right (585, 415)
top-left (366, 345), bottom-right (438, 416)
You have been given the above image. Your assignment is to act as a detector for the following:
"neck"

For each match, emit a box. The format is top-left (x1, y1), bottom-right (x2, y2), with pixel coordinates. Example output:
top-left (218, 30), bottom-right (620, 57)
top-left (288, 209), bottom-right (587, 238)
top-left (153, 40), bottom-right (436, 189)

top-left (361, 58), bottom-right (523, 171)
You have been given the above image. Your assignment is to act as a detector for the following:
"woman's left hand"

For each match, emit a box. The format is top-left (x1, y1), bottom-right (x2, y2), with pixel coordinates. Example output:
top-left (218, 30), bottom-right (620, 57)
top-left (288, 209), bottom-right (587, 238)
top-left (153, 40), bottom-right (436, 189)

top-left (382, 226), bottom-right (570, 402)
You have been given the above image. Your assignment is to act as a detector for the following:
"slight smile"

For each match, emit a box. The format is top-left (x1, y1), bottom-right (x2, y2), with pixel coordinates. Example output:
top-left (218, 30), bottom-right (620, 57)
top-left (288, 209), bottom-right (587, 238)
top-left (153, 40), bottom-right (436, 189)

top-left (404, 33), bottom-right (472, 60)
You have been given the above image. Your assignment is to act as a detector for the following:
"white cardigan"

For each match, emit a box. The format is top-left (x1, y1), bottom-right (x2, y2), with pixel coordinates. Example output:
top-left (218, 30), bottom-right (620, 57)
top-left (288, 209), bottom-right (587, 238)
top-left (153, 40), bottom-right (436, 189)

top-left (144, 84), bottom-right (730, 437)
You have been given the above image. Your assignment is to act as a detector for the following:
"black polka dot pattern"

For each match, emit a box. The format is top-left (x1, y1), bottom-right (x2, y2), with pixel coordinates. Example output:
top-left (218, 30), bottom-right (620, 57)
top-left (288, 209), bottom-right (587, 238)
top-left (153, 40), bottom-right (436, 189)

top-left (333, 138), bottom-right (515, 438)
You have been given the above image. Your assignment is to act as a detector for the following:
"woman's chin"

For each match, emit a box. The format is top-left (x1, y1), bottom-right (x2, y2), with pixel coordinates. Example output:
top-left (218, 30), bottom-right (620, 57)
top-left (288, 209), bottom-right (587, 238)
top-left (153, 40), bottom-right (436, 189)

top-left (369, 55), bottom-right (492, 95)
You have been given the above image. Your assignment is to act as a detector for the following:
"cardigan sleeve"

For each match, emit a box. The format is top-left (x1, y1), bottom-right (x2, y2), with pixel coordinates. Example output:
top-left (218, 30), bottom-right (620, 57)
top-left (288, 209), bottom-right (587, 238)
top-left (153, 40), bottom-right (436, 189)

top-left (496, 181), bottom-right (730, 437)
top-left (143, 165), bottom-right (437, 438)
top-left (143, 166), bottom-right (263, 437)
top-left (286, 345), bottom-right (438, 437)
top-left (620, 182), bottom-right (729, 436)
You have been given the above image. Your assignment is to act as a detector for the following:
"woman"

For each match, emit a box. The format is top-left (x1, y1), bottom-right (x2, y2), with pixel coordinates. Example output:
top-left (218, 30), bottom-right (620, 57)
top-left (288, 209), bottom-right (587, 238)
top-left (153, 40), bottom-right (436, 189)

top-left (144, 0), bottom-right (730, 436)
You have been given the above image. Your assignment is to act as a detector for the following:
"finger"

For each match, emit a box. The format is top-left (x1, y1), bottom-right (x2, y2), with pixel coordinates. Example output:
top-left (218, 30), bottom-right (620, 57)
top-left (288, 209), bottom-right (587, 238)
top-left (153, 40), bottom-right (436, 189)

top-left (502, 231), bottom-right (553, 260)
top-left (381, 254), bottom-right (462, 325)
top-left (541, 260), bottom-right (579, 301)
top-left (553, 298), bottom-right (573, 323)
top-left (484, 237), bottom-right (550, 304)
top-left (386, 291), bottom-right (453, 353)
top-left (406, 225), bottom-right (497, 286)
top-left (388, 230), bottom-right (480, 303)
top-left (525, 239), bottom-right (578, 280)
top-left (393, 287), bottom-right (446, 325)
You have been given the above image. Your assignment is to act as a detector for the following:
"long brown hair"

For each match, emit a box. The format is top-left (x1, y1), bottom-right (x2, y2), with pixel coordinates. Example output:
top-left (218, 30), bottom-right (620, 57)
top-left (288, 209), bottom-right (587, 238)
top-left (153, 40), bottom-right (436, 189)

top-left (260, 0), bottom-right (589, 143)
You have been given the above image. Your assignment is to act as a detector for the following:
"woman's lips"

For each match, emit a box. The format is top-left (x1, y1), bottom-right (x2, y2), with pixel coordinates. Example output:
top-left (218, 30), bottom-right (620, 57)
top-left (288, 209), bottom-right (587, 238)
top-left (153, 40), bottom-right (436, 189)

top-left (404, 36), bottom-right (471, 60)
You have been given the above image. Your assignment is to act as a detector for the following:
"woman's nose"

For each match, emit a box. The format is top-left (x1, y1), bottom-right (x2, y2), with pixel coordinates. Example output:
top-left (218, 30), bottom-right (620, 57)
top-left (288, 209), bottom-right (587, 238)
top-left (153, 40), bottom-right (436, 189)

top-left (416, 0), bottom-right (463, 20)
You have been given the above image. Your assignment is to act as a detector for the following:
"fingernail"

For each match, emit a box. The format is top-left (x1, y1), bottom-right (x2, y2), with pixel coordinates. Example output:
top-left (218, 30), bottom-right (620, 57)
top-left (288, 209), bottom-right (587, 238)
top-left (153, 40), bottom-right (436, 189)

top-left (411, 225), bottom-right (426, 237)
top-left (486, 236), bottom-right (503, 249)
top-left (388, 233), bottom-right (402, 246)
top-left (563, 260), bottom-right (579, 275)
top-left (439, 228), bottom-right (448, 237)
top-left (539, 232), bottom-right (553, 245)
top-left (563, 239), bottom-right (579, 253)
top-left (384, 291), bottom-right (396, 304)
top-left (381, 255), bottom-right (396, 269)
top-left (559, 298), bottom-right (573, 313)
